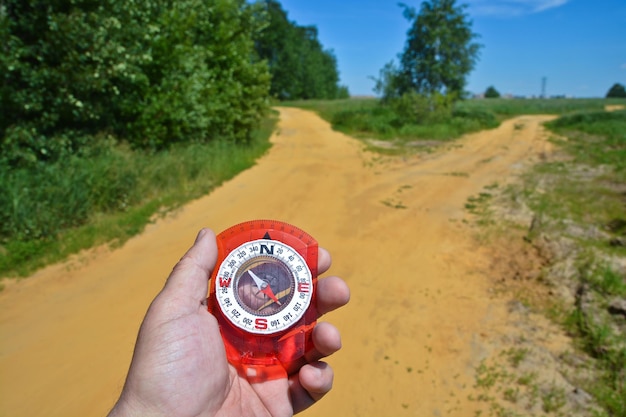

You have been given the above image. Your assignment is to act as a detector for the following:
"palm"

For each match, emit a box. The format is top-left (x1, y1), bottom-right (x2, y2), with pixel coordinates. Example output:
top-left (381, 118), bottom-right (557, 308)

top-left (109, 229), bottom-right (349, 417)
top-left (134, 302), bottom-right (294, 417)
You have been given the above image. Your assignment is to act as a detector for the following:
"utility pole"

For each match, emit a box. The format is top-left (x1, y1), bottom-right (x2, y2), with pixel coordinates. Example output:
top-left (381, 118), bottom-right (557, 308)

top-left (541, 76), bottom-right (547, 99)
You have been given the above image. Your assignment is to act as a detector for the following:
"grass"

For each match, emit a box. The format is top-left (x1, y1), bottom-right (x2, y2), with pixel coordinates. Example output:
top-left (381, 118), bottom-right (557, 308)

top-left (283, 97), bottom-right (625, 152)
top-left (0, 113), bottom-right (277, 278)
top-left (520, 111), bottom-right (626, 241)
top-left (461, 106), bottom-right (626, 416)
top-left (455, 98), bottom-right (624, 119)
top-left (545, 110), bottom-right (626, 177)
top-left (504, 109), bottom-right (626, 416)
top-left (545, 112), bottom-right (626, 415)
top-left (285, 97), bottom-right (500, 146)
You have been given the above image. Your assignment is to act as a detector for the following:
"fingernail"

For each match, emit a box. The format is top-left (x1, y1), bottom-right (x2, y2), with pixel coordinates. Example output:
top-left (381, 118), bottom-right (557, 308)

top-left (196, 228), bottom-right (208, 242)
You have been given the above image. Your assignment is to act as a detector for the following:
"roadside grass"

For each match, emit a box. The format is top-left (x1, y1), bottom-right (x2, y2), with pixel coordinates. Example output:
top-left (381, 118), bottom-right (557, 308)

top-left (0, 113), bottom-right (277, 278)
top-left (284, 97), bottom-right (499, 148)
top-left (455, 98), bottom-right (624, 120)
top-left (284, 98), bottom-right (625, 155)
top-left (464, 109), bottom-right (626, 416)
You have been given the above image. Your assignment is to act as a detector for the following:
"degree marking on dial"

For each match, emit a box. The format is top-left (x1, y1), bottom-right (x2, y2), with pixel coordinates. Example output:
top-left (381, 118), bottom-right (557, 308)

top-left (215, 239), bottom-right (313, 335)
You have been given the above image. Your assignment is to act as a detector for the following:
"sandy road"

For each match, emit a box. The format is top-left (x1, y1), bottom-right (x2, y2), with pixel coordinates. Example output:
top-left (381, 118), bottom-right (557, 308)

top-left (0, 108), bottom-right (557, 416)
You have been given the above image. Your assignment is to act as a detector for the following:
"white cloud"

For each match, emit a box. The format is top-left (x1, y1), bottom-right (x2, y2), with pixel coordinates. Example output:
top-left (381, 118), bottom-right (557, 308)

top-left (467, 0), bottom-right (570, 17)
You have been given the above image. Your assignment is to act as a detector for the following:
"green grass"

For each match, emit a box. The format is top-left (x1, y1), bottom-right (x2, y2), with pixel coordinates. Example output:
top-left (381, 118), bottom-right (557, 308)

top-left (461, 106), bottom-right (626, 416)
top-left (545, 110), bottom-right (626, 177)
top-left (0, 113), bottom-right (277, 278)
top-left (519, 111), bottom-right (626, 240)
top-left (455, 97), bottom-right (624, 118)
top-left (284, 97), bottom-right (625, 150)
top-left (510, 109), bottom-right (626, 416)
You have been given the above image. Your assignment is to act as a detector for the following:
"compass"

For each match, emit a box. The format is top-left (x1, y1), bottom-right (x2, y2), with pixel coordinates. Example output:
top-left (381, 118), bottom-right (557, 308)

top-left (208, 220), bottom-right (318, 381)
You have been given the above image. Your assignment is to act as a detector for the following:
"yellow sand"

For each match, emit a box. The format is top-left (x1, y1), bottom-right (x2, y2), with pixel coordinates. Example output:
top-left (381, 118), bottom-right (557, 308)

top-left (0, 108), bottom-right (558, 416)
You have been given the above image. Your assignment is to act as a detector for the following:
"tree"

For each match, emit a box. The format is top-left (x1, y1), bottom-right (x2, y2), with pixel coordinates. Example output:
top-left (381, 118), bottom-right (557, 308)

top-left (484, 86), bottom-right (500, 98)
top-left (396, 0), bottom-right (481, 99)
top-left (254, 0), bottom-right (347, 100)
top-left (606, 83), bottom-right (626, 98)
top-left (1, 0), bottom-right (270, 165)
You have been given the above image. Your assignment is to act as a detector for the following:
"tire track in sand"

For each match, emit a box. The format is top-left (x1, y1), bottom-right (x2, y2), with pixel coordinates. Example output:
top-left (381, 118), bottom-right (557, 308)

top-left (0, 108), bottom-right (558, 416)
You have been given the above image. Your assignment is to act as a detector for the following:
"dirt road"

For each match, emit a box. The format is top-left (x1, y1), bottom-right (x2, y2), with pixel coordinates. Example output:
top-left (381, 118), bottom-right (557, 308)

top-left (0, 108), bottom-right (561, 416)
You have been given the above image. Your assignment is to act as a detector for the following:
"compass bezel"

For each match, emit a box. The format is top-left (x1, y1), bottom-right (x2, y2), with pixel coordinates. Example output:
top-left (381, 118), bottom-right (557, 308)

top-left (214, 239), bottom-right (313, 335)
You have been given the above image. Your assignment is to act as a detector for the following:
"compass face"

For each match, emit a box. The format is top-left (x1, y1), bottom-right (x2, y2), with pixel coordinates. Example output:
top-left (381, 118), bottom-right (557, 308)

top-left (215, 239), bottom-right (313, 335)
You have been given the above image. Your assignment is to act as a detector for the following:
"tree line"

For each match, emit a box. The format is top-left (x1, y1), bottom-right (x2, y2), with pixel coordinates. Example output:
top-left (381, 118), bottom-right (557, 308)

top-left (0, 0), bottom-right (347, 168)
top-left (255, 0), bottom-right (349, 100)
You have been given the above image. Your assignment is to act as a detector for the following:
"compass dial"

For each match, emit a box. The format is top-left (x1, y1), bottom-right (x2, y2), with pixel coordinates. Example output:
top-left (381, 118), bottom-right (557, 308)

top-left (215, 239), bottom-right (313, 335)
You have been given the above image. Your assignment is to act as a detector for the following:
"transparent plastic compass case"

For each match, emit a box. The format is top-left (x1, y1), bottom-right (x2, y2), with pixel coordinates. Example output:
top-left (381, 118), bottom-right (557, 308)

top-left (208, 220), bottom-right (319, 381)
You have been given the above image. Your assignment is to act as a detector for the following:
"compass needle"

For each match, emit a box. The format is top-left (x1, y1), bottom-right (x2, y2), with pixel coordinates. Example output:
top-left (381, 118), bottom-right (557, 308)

top-left (248, 270), bottom-right (281, 305)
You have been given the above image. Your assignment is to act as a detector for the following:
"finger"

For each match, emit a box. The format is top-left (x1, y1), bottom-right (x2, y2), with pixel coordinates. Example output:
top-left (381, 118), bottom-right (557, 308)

top-left (305, 322), bottom-right (342, 363)
top-left (162, 228), bottom-right (217, 305)
top-left (317, 247), bottom-right (331, 275)
top-left (316, 276), bottom-right (350, 316)
top-left (289, 362), bottom-right (334, 414)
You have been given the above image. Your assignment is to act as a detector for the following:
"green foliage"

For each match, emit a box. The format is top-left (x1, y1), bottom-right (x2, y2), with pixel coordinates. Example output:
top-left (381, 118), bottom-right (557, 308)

top-left (455, 98), bottom-right (623, 118)
top-left (395, 0), bottom-right (481, 98)
top-left (0, 113), bottom-right (276, 277)
top-left (484, 86), bottom-right (501, 98)
top-left (567, 307), bottom-right (626, 416)
top-left (254, 0), bottom-right (348, 100)
top-left (545, 110), bottom-right (626, 176)
top-left (287, 99), bottom-right (623, 149)
top-left (606, 83), bottom-right (626, 98)
top-left (0, 140), bottom-right (137, 242)
top-left (372, 61), bottom-right (405, 100)
top-left (1, 0), bottom-right (270, 165)
top-left (514, 111), bottom-right (626, 416)
top-left (367, 0), bottom-right (482, 137)
top-left (287, 96), bottom-right (497, 145)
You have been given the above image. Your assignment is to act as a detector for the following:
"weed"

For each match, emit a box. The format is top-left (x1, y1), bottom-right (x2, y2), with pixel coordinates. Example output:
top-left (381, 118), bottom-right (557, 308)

top-left (445, 171), bottom-right (470, 177)
top-left (516, 371), bottom-right (537, 386)
top-left (503, 387), bottom-right (520, 403)
top-left (474, 361), bottom-right (506, 390)
top-left (593, 265), bottom-right (626, 297)
top-left (502, 347), bottom-right (529, 368)
top-left (381, 199), bottom-right (407, 209)
top-left (541, 385), bottom-right (567, 413)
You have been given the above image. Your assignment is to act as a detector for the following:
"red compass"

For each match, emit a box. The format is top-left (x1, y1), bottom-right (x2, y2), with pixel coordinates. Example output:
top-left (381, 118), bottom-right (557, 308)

top-left (208, 220), bottom-right (318, 381)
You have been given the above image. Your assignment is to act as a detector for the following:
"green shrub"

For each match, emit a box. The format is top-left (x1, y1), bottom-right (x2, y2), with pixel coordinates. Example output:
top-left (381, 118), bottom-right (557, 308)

top-left (1, 0), bottom-right (270, 164)
top-left (0, 113), bottom-right (276, 277)
top-left (0, 142), bottom-right (139, 242)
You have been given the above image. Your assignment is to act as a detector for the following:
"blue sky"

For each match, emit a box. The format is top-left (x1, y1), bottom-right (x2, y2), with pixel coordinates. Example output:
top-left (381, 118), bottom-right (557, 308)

top-left (277, 0), bottom-right (626, 98)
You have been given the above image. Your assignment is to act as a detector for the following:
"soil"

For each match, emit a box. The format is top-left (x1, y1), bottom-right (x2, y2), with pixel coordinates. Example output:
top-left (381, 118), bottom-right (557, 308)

top-left (0, 108), bottom-right (584, 416)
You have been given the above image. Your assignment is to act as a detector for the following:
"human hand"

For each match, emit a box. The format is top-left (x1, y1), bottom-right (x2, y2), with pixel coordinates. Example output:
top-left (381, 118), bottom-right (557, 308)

top-left (108, 228), bottom-right (350, 417)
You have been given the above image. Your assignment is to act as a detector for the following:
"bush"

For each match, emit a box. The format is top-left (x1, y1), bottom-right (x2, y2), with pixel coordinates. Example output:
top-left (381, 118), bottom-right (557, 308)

top-left (1, 0), bottom-right (270, 164)
top-left (484, 86), bottom-right (500, 98)
top-left (606, 83), bottom-right (626, 98)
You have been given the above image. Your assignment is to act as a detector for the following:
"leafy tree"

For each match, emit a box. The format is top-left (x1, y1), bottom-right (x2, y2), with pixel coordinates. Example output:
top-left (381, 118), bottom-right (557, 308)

top-left (606, 83), bottom-right (626, 98)
top-left (372, 61), bottom-right (404, 102)
top-left (484, 85), bottom-right (500, 98)
top-left (254, 0), bottom-right (347, 100)
top-left (1, 0), bottom-right (270, 166)
top-left (389, 0), bottom-right (481, 100)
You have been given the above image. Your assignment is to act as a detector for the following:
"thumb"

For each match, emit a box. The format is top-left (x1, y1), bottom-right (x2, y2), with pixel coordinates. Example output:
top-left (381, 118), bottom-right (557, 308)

top-left (162, 228), bottom-right (218, 305)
